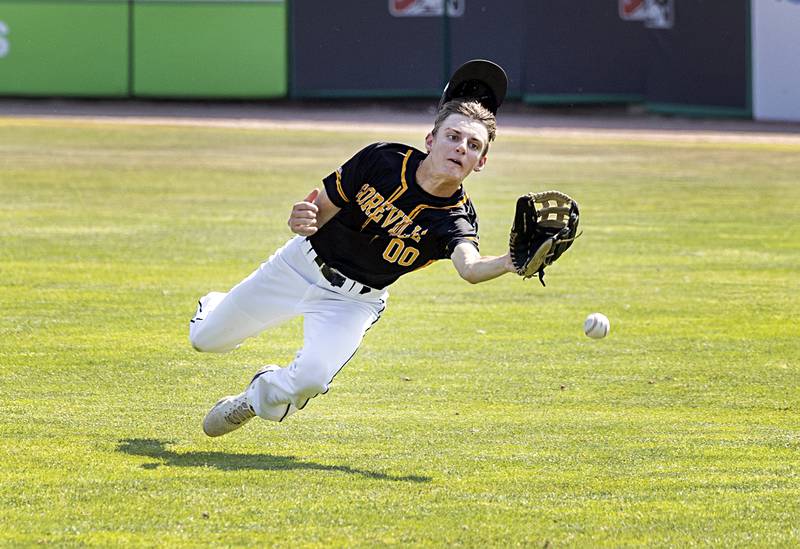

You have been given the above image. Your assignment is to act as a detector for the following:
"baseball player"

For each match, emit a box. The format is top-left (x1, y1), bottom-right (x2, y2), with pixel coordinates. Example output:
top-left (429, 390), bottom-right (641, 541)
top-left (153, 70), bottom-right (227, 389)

top-left (192, 61), bottom-right (515, 437)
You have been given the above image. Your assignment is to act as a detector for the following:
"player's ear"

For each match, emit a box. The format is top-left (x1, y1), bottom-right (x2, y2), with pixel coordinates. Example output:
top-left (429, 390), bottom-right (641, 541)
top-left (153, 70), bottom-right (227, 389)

top-left (425, 132), bottom-right (434, 153)
top-left (473, 154), bottom-right (488, 172)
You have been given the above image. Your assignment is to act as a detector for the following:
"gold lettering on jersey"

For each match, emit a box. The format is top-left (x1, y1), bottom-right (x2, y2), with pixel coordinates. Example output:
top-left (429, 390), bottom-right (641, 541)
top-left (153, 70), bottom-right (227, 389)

top-left (387, 221), bottom-right (412, 238)
top-left (408, 226), bottom-right (429, 243)
top-left (356, 184), bottom-right (375, 204)
top-left (362, 193), bottom-right (385, 216)
top-left (350, 181), bottom-right (469, 271)
top-left (355, 183), bottom-right (426, 241)
top-left (380, 205), bottom-right (406, 229)
top-left (387, 221), bottom-right (428, 242)
top-left (367, 204), bottom-right (388, 224)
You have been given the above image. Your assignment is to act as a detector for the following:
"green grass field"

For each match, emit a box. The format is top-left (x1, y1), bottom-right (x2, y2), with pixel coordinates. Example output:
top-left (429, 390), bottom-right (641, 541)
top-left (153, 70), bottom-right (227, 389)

top-left (1, 116), bottom-right (798, 547)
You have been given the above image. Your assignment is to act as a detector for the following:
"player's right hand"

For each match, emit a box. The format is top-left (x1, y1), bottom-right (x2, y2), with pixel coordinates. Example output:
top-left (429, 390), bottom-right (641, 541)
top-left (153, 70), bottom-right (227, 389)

top-left (288, 188), bottom-right (320, 236)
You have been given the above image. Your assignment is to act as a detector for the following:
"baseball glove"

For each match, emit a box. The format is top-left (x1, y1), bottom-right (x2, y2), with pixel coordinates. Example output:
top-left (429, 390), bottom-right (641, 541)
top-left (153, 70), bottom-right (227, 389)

top-left (509, 190), bottom-right (580, 285)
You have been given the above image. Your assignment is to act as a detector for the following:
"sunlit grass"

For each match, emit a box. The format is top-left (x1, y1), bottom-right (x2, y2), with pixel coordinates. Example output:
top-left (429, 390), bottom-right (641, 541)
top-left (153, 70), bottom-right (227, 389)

top-left (1, 117), bottom-right (798, 546)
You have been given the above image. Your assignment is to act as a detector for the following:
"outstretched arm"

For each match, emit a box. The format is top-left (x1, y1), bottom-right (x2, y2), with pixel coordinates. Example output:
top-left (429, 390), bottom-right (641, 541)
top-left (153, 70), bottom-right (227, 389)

top-left (287, 188), bottom-right (341, 236)
top-left (450, 241), bottom-right (515, 284)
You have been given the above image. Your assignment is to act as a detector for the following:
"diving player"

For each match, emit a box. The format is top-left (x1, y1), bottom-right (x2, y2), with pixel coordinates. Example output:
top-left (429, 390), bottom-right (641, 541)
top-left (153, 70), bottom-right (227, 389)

top-left (191, 61), bottom-right (515, 436)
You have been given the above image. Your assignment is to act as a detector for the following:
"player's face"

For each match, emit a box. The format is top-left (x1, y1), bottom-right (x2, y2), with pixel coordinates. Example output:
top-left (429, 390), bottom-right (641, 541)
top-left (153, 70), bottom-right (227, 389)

top-left (425, 114), bottom-right (489, 181)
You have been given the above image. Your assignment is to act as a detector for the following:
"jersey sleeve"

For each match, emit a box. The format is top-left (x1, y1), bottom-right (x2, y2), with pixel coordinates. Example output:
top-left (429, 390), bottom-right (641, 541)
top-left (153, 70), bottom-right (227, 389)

top-left (442, 198), bottom-right (480, 258)
top-left (322, 143), bottom-right (381, 208)
top-left (443, 218), bottom-right (480, 258)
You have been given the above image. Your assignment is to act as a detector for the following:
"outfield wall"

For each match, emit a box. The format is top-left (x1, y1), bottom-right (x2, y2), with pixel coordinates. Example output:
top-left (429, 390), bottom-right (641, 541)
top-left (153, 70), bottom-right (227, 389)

top-left (522, 2), bottom-right (648, 105)
top-left (0, 0), bottom-right (129, 97)
top-left (0, 0), bottom-right (796, 121)
top-left (0, 0), bottom-right (287, 99)
top-left (644, 0), bottom-right (750, 118)
top-left (133, 0), bottom-right (286, 98)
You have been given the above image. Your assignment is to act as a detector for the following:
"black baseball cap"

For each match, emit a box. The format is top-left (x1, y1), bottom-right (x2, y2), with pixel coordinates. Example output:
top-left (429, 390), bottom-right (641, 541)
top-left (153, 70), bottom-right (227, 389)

top-left (439, 59), bottom-right (508, 115)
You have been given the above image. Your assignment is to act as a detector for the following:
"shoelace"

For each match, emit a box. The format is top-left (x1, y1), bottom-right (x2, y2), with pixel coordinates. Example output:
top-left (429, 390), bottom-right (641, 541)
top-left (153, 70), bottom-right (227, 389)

top-left (225, 399), bottom-right (255, 425)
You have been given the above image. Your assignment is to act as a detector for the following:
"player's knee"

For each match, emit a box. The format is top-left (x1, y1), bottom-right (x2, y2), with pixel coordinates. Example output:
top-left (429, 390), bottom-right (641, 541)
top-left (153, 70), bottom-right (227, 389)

top-left (293, 376), bottom-right (327, 400)
top-left (289, 360), bottom-right (329, 399)
top-left (189, 328), bottom-right (233, 354)
top-left (189, 335), bottom-right (216, 353)
top-left (189, 291), bottom-right (237, 353)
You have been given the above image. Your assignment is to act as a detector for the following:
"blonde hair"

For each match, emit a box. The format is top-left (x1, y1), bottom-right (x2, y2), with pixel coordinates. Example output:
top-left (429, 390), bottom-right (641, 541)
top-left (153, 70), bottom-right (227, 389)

top-left (432, 100), bottom-right (497, 154)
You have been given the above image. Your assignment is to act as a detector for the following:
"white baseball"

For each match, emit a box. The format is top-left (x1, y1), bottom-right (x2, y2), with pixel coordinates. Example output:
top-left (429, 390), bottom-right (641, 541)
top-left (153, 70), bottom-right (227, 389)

top-left (584, 313), bottom-right (610, 339)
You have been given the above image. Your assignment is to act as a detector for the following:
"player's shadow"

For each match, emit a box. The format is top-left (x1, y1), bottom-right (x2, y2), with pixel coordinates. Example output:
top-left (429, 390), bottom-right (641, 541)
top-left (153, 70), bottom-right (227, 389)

top-left (117, 438), bottom-right (431, 483)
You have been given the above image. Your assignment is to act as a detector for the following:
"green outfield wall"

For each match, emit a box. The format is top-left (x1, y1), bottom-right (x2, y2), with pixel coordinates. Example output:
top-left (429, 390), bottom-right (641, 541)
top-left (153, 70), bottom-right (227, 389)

top-left (0, 0), bottom-right (756, 120)
top-left (0, 0), bottom-right (129, 96)
top-left (0, 0), bottom-right (286, 98)
top-left (133, 0), bottom-right (286, 98)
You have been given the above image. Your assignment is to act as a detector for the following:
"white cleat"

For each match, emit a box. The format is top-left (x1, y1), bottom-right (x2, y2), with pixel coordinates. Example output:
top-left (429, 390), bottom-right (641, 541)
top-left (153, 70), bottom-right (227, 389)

top-left (202, 365), bottom-right (279, 437)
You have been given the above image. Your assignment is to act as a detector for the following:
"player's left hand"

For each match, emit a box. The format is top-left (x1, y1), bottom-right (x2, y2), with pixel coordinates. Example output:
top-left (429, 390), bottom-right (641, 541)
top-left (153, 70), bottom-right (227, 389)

top-left (509, 190), bottom-right (580, 286)
top-left (288, 188), bottom-right (320, 236)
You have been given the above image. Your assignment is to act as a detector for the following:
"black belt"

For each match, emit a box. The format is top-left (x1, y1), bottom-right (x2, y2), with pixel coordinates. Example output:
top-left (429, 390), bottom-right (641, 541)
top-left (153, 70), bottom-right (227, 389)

top-left (314, 256), bottom-right (373, 294)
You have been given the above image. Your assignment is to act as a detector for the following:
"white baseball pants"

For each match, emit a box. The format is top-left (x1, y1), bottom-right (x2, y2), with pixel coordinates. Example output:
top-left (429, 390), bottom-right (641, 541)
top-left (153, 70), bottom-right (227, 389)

top-left (189, 236), bottom-right (387, 422)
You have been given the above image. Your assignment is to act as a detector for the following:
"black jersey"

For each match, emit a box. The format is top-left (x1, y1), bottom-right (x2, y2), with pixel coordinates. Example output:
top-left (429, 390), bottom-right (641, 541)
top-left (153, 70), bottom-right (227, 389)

top-left (308, 142), bottom-right (480, 289)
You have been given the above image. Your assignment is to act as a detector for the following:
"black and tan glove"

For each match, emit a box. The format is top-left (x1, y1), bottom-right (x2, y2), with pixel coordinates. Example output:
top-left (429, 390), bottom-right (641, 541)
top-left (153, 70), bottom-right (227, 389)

top-left (509, 191), bottom-right (581, 286)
